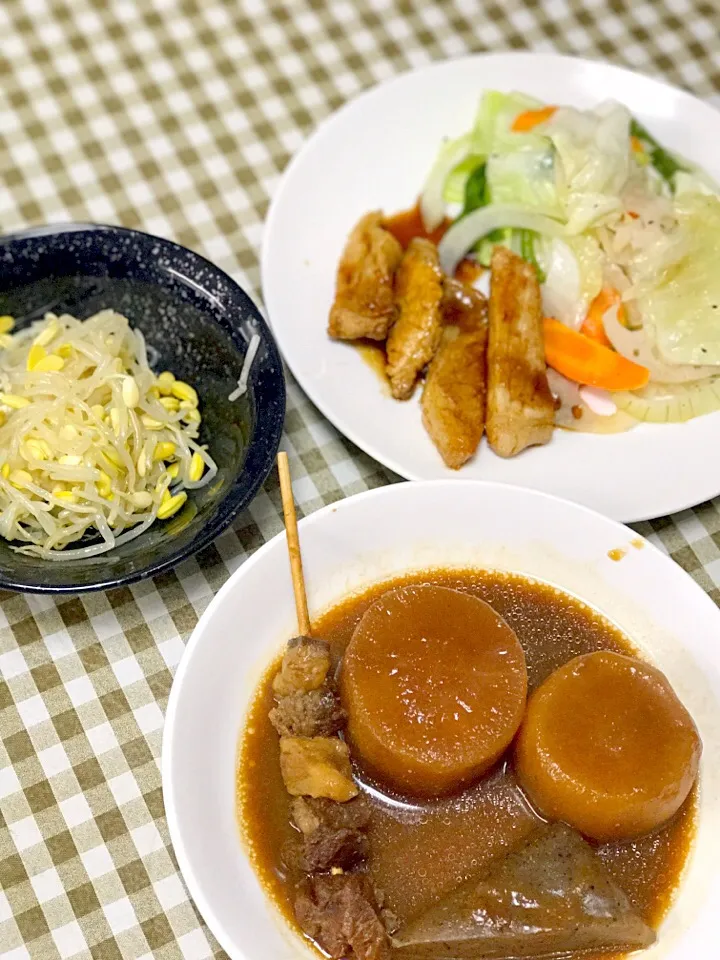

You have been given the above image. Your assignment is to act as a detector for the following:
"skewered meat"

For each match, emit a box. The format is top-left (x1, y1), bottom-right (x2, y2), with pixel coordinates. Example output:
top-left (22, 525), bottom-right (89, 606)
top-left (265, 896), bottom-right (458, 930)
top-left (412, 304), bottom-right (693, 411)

top-left (297, 824), bottom-right (369, 872)
top-left (280, 736), bottom-right (359, 802)
top-left (270, 685), bottom-right (346, 738)
top-left (291, 796), bottom-right (371, 835)
top-left (386, 238), bottom-right (444, 400)
top-left (288, 796), bottom-right (372, 872)
top-left (295, 874), bottom-right (391, 960)
top-left (421, 279), bottom-right (488, 469)
top-left (329, 212), bottom-right (403, 341)
top-left (486, 247), bottom-right (555, 457)
top-left (273, 636), bottom-right (331, 697)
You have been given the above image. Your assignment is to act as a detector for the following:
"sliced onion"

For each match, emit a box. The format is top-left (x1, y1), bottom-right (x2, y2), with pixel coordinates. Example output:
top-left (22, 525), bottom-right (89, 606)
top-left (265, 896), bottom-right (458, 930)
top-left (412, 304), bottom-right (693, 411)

top-left (602, 305), bottom-right (718, 384)
top-left (438, 205), bottom-right (565, 276)
top-left (614, 378), bottom-right (720, 423)
top-left (420, 135), bottom-right (471, 231)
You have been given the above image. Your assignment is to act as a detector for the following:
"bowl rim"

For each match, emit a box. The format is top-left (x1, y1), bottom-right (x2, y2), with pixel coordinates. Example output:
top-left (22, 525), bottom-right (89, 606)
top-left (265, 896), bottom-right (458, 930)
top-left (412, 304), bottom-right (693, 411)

top-left (162, 478), bottom-right (720, 960)
top-left (0, 222), bottom-right (286, 593)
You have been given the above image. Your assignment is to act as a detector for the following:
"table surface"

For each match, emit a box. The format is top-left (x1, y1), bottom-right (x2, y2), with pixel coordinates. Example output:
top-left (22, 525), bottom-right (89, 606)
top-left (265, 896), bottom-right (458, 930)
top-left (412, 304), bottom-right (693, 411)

top-left (1, 1), bottom-right (719, 958)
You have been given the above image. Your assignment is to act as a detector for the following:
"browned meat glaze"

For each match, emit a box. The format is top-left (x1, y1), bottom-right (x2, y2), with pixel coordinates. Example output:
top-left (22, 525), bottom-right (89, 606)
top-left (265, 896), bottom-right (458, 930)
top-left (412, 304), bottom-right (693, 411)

top-left (421, 279), bottom-right (488, 469)
top-left (486, 247), bottom-right (555, 457)
top-left (328, 212), bottom-right (403, 341)
top-left (269, 685), bottom-right (346, 738)
top-left (386, 238), bottom-right (444, 400)
top-left (295, 874), bottom-right (392, 960)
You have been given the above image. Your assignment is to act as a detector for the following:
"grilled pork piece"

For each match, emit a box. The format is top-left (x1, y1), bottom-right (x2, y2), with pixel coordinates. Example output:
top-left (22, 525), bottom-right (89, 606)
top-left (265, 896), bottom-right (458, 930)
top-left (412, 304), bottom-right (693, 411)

top-left (273, 636), bottom-right (331, 697)
top-left (486, 247), bottom-right (555, 457)
top-left (280, 736), bottom-right (358, 802)
top-left (328, 212), bottom-right (403, 341)
top-left (421, 279), bottom-right (488, 469)
top-left (295, 874), bottom-right (391, 960)
top-left (269, 685), bottom-right (346, 738)
top-left (386, 238), bottom-right (444, 400)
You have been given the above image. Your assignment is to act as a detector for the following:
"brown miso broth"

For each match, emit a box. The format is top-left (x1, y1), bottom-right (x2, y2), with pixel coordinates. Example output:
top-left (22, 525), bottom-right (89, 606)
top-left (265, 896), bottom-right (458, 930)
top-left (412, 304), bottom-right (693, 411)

top-left (237, 569), bottom-right (696, 957)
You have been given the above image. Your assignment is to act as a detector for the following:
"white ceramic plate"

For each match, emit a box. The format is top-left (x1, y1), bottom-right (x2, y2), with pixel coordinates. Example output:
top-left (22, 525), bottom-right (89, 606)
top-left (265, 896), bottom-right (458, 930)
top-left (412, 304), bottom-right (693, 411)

top-left (261, 53), bottom-right (720, 522)
top-left (163, 480), bottom-right (720, 960)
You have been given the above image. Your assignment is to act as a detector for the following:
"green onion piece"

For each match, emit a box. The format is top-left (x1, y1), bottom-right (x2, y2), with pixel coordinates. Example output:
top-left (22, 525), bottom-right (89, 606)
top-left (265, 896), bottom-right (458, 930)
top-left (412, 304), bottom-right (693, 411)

top-left (630, 118), bottom-right (686, 191)
top-left (460, 163), bottom-right (488, 218)
top-left (519, 230), bottom-right (546, 282)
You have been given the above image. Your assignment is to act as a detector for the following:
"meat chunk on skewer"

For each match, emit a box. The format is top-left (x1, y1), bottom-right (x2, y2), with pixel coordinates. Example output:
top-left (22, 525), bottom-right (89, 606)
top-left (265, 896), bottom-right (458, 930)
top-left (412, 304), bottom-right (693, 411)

top-left (329, 212), bottom-right (403, 341)
top-left (295, 874), bottom-right (392, 960)
top-left (296, 825), bottom-right (369, 873)
top-left (289, 796), bottom-right (371, 869)
top-left (280, 736), bottom-right (359, 802)
top-left (291, 795), bottom-right (371, 835)
top-left (269, 685), bottom-right (346, 738)
top-left (421, 279), bottom-right (488, 469)
top-left (386, 238), bottom-right (444, 400)
top-left (486, 247), bottom-right (555, 457)
top-left (273, 636), bottom-right (331, 697)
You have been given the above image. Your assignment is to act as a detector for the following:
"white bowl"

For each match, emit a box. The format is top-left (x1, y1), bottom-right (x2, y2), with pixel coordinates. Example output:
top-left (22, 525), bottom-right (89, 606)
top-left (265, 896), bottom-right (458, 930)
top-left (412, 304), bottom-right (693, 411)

top-left (163, 481), bottom-right (720, 959)
top-left (261, 52), bottom-right (720, 522)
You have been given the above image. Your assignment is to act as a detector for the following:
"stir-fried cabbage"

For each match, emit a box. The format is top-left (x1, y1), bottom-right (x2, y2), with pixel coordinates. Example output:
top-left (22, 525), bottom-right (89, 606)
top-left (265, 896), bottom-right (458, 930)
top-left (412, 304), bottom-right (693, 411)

top-left (546, 102), bottom-right (632, 234)
top-left (420, 89), bottom-right (720, 427)
top-left (0, 310), bottom-right (217, 558)
top-left (470, 90), bottom-right (545, 156)
top-left (487, 149), bottom-right (561, 216)
top-left (540, 236), bottom-right (604, 329)
top-left (626, 194), bottom-right (720, 366)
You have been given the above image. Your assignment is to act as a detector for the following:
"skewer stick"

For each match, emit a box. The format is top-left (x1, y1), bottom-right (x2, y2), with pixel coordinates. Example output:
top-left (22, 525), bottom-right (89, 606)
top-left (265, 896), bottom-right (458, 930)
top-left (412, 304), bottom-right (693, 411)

top-left (277, 452), bottom-right (312, 636)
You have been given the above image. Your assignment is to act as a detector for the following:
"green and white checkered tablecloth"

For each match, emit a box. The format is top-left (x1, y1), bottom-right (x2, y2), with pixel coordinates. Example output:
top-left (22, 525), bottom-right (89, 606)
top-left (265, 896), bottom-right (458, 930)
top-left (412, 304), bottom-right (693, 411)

top-left (1, 1), bottom-right (719, 958)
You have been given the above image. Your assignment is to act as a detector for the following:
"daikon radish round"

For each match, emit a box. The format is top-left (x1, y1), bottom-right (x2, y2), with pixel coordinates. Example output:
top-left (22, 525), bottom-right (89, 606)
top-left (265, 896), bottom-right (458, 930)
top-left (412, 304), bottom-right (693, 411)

top-left (340, 584), bottom-right (528, 797)
top-left (515, 651), bottom-right (701, 841)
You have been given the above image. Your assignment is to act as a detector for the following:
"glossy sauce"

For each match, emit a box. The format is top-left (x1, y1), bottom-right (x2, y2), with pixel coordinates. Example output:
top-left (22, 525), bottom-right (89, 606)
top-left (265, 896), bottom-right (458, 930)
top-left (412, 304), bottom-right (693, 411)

top-left (384, 202), bottom-right (451, 249)
top-left (382, 203), bottom-right (482, 285)
top-left (238, 570), bottom-right (696, 957)
top-left (354, 339), bottom-right (390, 391)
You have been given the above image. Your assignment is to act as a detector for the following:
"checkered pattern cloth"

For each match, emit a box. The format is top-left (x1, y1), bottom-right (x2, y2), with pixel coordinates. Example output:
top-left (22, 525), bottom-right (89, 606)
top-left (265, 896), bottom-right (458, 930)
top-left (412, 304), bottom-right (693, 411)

top-left (0, 1), bottom-right (718, 957)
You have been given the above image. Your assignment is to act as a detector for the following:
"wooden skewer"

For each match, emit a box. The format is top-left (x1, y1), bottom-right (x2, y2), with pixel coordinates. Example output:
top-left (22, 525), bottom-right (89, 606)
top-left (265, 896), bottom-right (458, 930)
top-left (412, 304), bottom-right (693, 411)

top-left (277, 452), bottom-right (312, 637)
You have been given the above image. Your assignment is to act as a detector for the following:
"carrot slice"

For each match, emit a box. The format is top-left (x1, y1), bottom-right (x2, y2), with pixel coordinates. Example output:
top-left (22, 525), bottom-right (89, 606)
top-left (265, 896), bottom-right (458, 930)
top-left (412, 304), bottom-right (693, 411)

top-left (580, 287), bottom-right (626, 347)
top-left (544, 317), bottom-right (649, 391)
top-left (512, 106), bottom-right (557, 133)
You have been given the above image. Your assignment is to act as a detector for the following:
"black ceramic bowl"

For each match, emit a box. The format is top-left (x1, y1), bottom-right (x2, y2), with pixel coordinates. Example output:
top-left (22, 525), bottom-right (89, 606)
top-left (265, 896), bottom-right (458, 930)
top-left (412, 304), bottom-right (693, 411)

top-left (0, 224), bottom-right (285, 593)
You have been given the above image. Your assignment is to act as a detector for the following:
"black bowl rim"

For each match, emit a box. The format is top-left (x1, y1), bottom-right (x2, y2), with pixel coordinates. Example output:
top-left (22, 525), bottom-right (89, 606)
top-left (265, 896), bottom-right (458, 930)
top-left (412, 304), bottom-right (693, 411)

top-left (0, 222), bottom-right (285, 595)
